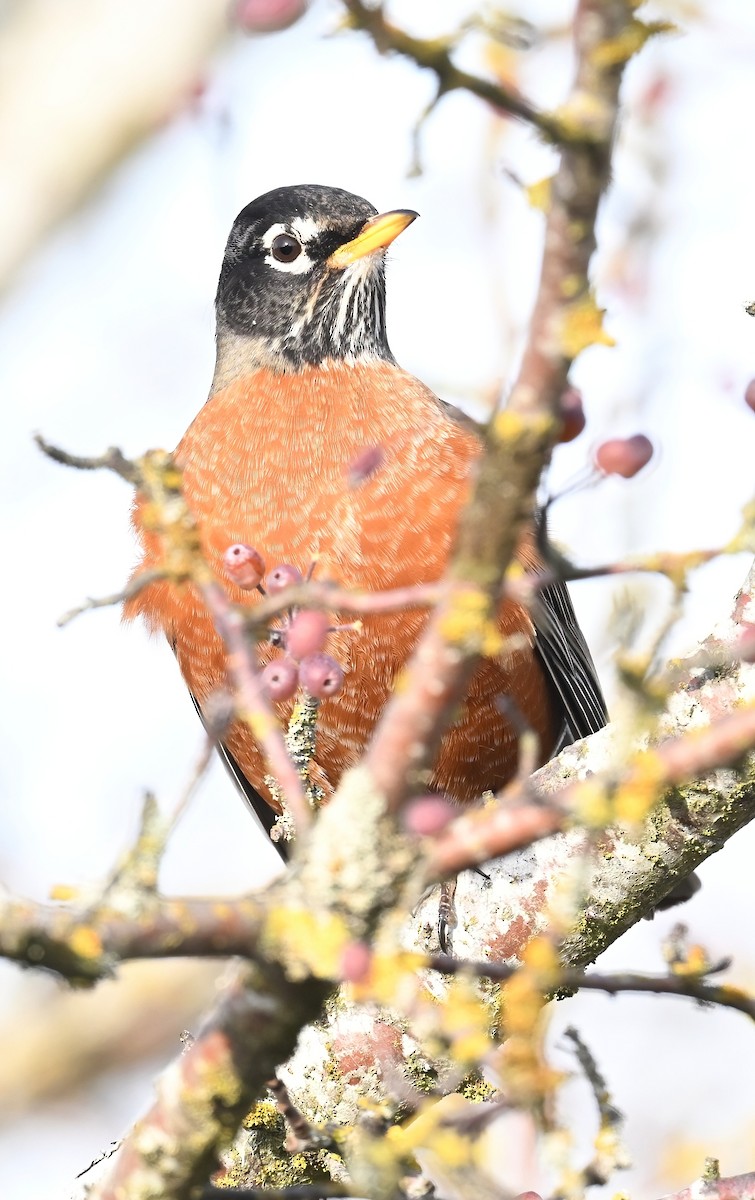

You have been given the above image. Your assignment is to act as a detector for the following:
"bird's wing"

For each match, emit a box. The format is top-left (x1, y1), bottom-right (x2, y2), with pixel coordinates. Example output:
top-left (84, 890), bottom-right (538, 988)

top-left (188, 690), bottom-right (289, 861)
top-left (530, 573), bottom-right (608, 753)
top-left (431, 394), bottom-right (608, 753)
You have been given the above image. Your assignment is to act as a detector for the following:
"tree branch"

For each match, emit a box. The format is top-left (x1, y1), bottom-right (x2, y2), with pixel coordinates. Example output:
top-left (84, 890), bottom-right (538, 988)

top-left (362, 0), bottom-right (636, 812)
top-left (657, 1170), bottom-right (755, 1200)
top-left (341, 0), bottom-right (573, 144)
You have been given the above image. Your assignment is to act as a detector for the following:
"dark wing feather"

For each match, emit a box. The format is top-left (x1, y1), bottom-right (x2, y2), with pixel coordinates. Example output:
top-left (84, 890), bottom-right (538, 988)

top-left (531, 575), bottom-right (608, 754)
top-left (188, 690), bottom-right (288, 862)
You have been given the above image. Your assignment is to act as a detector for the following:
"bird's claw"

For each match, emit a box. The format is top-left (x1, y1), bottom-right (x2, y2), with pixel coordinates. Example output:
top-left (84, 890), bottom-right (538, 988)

top-left (438, 879), bottom-right (457, 956)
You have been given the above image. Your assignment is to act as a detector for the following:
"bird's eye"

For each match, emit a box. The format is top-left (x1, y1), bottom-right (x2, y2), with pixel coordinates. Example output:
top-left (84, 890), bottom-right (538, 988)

top-left (271, 232), bottom-right (302, 263)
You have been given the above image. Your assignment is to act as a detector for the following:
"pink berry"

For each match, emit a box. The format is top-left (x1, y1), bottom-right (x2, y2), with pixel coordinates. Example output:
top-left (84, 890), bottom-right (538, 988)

top-left (233, 0), bottom-right (308, 33)
top-left (404, 795), bottom-right (456, 837)
top-left (557, 386), bottom-right (586, 443)
top-left (347, 444), bottom-right (384, 487)
top-left (299, 653), bottom-right (344, 699)
top-left (286, 610), bottom-right (330, 659)
top-left (266, 564), bottom-right (303, 594)
top-left (340, 941), bottom-right (372, 984)
top-left (223, 544), bottom-right (265, 589)
top-left (744, 379), bottom-right (755, 413)
top-left (261, 658), bottom-right (299, 701)
top-left (594, 434), bottom-right (653, 478)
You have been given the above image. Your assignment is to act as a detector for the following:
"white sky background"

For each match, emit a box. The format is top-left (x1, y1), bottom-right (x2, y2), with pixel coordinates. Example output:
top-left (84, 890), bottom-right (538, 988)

top-left (1, 0), bottom-right (755, 1194)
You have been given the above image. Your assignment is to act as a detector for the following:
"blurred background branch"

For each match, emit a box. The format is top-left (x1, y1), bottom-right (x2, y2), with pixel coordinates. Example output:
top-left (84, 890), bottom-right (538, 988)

top-left (0, 0), bottom-right (229, 291)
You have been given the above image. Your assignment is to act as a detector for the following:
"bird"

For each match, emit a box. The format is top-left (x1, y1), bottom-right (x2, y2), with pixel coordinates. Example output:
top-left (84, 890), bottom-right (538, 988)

top-left (126, 183), bottom-right (607, 877)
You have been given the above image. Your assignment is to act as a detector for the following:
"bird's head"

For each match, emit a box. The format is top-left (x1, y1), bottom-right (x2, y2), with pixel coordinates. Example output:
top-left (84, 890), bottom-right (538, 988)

top-left (214, 184), bottom-right (417, 376)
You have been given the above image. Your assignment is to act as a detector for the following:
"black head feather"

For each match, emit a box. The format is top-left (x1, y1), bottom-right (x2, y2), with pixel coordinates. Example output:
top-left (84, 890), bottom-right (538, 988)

top-left (215, 184), bottom-right (394, 370)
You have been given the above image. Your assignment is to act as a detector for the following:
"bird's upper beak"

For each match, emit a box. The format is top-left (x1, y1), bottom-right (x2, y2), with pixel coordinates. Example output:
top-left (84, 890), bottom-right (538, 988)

top-left (327, 209), bottom-right (419, 269)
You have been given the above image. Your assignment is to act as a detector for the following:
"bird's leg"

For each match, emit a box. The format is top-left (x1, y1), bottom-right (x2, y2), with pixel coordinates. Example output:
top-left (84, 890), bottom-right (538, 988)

top-left (437, 878), bottom-right (457, 956)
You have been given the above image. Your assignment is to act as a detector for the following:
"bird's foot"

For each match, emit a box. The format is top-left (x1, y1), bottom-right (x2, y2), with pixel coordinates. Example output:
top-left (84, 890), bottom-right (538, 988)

top-left (438, 879), bottom-right (457, 956)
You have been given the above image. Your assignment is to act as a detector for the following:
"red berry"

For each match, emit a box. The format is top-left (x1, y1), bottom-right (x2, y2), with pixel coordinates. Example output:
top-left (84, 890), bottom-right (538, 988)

top-left (594, 434), bottom-right (653, 478)
top-left (266, 564), bottom-right (303, 594)
top-left (404, 795), bottom-right (456, 836)
top-left (223, 544), bottom-right (265, 589)
top-left (744, 379), bottom-right (755, 413)
top-left (557, 386), bottom-right (586, 443)
top-left (299, 653), bottom-right (344, 699)
top-left (233, 0), bottom-right (308, 33)
top-left (347, 444), bottom-right (384, 487)
top-left (286, 610), bottom-right (330, 659)
top-left (261, 658), bottom-right (299, 701)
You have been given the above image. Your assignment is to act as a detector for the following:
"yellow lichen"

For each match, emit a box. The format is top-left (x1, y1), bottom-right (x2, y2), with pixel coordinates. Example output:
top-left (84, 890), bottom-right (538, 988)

top-left (389, 1094), bottom-right (471, 1157)
top-left (590, 18), bottom-right (676, 68)
top-left (614, 750), bottom-right (666, 825)
top-left (242, 1100), bottom-right (281, 1131)
top-left (497, 952), bottom-right (563, 1109)
top-left (501, 968), bottom-right (545, 1037)
top-left (347, 950), bottom-right (424, 1006)
top-left (560, 295), bottom-right (616, 358)
top-left (264, 906), bottom-right (350, 979)
top-left (438, 589), bottom-right (491, 653)
top-left (69, 925), bottom-right (103, 960)
top-left (491, 408), bottom-right (554, 445)
top-left (521, 935), bottom-right (560, 988)
top-left (49, 883), bottom-right (79, 901)
top-left (434, 977), bottom-right (493, 1067)
top-left (243, 709), bottom-right (280, 742)
top-left (525, 176), bottom-right (552, 212)
top-left (670, 943), bottom-right (710, 976)
top-left (575, 778), bottom-right (612, 829)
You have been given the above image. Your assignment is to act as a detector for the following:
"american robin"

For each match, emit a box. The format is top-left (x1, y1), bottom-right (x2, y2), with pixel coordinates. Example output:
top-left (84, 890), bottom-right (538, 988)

top-left (127, 184), bottom-right (606, 856)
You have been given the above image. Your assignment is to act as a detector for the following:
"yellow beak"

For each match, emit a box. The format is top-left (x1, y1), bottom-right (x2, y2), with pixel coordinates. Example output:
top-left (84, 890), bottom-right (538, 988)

top-left (327, 209), bottom-right (419, 269)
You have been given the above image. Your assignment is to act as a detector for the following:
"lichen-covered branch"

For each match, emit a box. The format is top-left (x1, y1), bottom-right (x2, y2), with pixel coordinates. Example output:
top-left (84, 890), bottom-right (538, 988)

top-left (657, 1169), bottom-right (755, 1200)
top-left (89, 962), bottom-right (330, 1200)
top-left (427, 692), bottom-right (755, 881)
top-left (427, 955), bottom-right (755, 1023)
top-left (0, 890), bottom-right (265, 982)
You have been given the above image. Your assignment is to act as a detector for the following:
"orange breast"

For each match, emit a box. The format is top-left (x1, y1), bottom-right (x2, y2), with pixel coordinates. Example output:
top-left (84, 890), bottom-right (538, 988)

top-left (127, 361), bottom-right (554, 808)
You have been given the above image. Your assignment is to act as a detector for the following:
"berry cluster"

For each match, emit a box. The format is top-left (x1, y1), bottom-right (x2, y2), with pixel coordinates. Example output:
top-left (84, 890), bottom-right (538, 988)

top-left (222, 547), bottom-right (345, 702)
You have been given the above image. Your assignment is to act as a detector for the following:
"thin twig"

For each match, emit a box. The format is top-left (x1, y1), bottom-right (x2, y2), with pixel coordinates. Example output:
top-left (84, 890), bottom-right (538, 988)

top-left (427, 955), bottom-right (755, 1022)
top-left (57, 568), bottom-right (169, 627)
top-left (34, 434), bottom-right (139, 483)
top-left (564, 1026), bottom-right (621, 1128)
top-left (200, 580), bottom-right (311, 834)
top-left (0, 888), bottom-right (265, 981)
top-left (341, 0), bottom-right (572, 144)
top-left (245, 579), bottom-right (443, 631)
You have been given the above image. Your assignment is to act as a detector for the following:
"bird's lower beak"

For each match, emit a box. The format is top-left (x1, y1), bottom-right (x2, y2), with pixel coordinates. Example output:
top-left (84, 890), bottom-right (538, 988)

top-left (327, 209), bottom-right (418, 269)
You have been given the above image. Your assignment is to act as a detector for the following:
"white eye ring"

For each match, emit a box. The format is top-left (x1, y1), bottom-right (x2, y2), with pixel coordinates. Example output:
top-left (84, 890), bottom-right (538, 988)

top-left (262, 222), bottom-right (314, 275)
